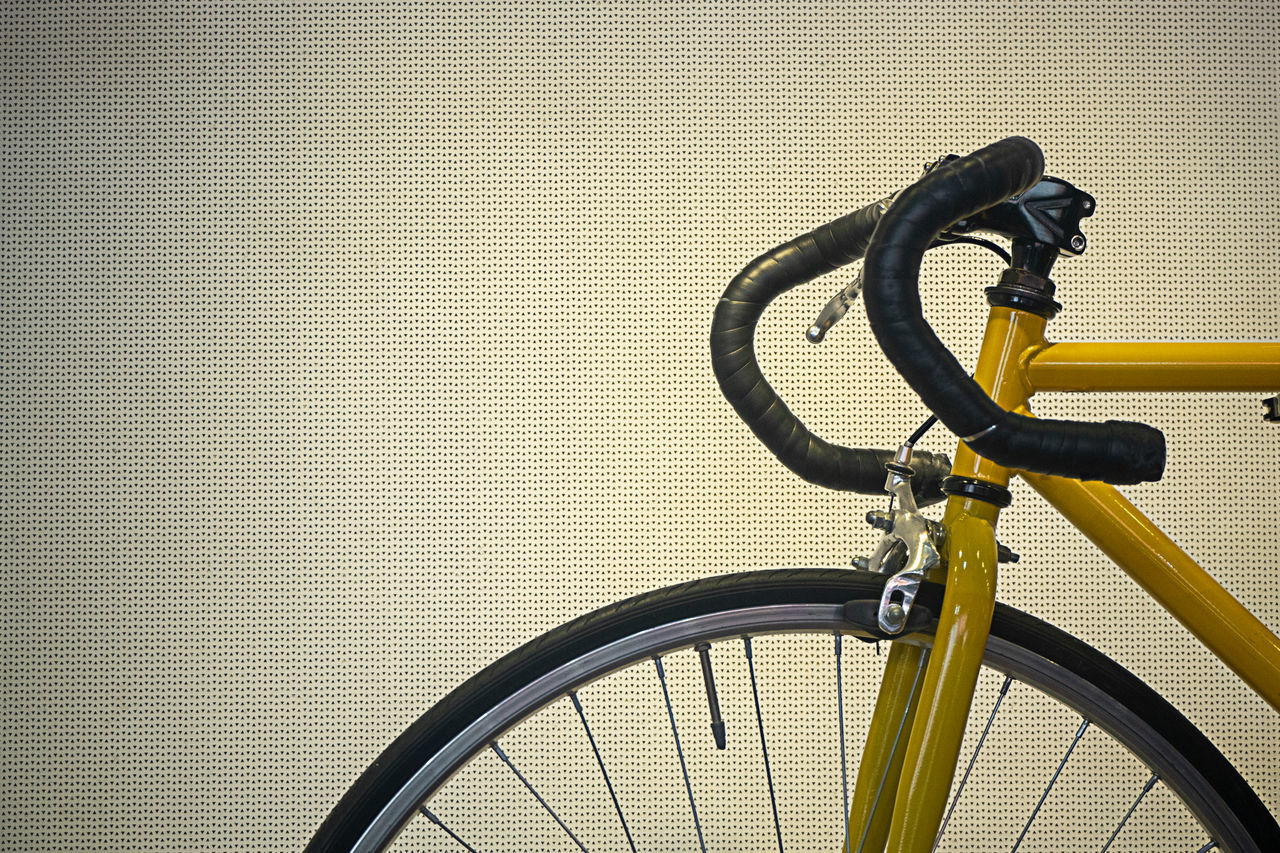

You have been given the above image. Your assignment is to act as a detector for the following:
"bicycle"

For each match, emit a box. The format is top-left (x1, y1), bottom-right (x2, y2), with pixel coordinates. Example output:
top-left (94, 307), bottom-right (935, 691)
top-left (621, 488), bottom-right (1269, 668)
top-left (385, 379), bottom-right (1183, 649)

top-left (304, 138), bottom-right (1280, 852)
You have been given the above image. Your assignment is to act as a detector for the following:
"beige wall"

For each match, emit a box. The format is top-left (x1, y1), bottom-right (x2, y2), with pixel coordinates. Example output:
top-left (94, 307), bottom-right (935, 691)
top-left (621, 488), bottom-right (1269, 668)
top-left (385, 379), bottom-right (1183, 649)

top-left (2, 2), bottom-right (1277, 850)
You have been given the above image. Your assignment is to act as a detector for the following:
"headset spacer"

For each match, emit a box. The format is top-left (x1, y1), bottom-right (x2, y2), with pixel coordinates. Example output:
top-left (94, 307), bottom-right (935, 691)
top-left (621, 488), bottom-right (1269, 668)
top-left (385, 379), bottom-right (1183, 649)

top-left (985, 267), bottom-right (1061, 319)
top-left (940, 475), bottom-right (1012, 508)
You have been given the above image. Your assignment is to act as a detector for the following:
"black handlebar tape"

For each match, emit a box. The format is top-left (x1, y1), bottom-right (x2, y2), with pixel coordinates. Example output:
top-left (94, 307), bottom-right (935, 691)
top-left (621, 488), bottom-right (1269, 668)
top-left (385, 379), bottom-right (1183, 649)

top-left (711, 202), bottom-right (951, 505)
top-left (862, 136), bottom-right (1166, 484)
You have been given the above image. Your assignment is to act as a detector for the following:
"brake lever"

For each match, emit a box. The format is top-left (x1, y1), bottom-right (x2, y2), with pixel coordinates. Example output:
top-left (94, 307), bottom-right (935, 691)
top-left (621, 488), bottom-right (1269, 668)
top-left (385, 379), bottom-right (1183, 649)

top-left (806, 168), bottom-right (943, 345)
top-left (805, 184), bottom-right (903, 344)
top-left (806, 267), bottom-right (863, 344)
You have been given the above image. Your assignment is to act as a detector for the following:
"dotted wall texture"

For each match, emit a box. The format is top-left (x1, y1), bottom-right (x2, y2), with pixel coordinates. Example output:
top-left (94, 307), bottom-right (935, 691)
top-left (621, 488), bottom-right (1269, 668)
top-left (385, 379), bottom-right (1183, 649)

top-left (3, 2), bottom-right (1278, 851)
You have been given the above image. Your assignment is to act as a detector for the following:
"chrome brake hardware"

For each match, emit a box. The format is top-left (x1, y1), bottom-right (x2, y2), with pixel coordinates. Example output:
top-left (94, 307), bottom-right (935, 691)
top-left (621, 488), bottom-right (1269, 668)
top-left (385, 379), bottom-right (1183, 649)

top-left (921, 153), bottom-right (957, 175)
top-left (806, 158), bottom-right (945, 346)
top-left (875, 187), bottom-right (902, 214)
top-left (806, 267), bottom-right (864, 344)
top-left (854, 444), bottom-right (944, 635)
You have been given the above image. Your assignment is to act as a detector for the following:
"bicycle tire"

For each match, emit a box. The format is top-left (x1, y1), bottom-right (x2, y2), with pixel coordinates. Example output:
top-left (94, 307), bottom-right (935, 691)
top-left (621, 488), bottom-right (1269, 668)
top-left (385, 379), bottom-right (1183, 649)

top-left (305, 569), bottom-right (1279, 852)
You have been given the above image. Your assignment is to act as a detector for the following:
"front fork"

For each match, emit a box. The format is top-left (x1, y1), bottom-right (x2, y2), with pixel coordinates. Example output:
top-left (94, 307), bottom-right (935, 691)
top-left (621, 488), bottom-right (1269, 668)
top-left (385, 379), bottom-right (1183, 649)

top-left (844, 498), bottom-right (1000, 853)
top-left (845, 305), bottom-right (1043, 852)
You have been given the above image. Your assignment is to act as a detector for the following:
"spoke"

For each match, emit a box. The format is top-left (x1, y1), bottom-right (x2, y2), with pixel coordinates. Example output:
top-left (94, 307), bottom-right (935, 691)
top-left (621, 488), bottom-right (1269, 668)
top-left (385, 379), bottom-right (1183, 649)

top-left (836, 634), bottom-right (849, 848)
top-left (1196, 843), bottom-right (1218, 853)
top-left (1010, 718), bottom-right (1091, 852)
top-left (853, 648), bottom-right (929, 853)
top-left (933, 675), bottom-right (1013, 851)
top-left (745, 637), bottom-right (785, 853)
top-left (418, 806), bottom-right (482, 853)
top-left (570, 692), bottom-right (637, 853)
top-left (489, 741), bottom-right (589, 852)
top-left (655, 656), bottom-right (708, 853)
top-left (1100, 773), bottom-right (1158, 853)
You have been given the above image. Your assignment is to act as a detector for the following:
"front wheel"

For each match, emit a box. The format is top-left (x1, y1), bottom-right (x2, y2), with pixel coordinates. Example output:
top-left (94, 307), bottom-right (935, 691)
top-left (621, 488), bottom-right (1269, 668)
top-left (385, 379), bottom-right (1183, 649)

top-left (306, 569), bottom-right (1278, 852)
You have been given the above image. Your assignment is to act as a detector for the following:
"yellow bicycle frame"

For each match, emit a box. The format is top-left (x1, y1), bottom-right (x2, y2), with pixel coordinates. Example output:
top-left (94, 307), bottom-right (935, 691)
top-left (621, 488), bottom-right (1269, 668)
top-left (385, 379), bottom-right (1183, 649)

top-left (844, 306), bottom-right (1280, 852)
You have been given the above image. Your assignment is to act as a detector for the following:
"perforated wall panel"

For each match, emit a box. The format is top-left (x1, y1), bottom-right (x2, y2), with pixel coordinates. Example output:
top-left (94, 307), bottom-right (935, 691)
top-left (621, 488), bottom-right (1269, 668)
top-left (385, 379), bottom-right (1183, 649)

top-left (3, 2), bottom-right (1277, 851)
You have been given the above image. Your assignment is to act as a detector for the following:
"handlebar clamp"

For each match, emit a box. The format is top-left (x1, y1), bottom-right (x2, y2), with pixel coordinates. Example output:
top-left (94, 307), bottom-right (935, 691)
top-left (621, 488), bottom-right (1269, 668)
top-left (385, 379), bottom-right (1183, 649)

top-left (952, 174), bottom-right (1096, 258)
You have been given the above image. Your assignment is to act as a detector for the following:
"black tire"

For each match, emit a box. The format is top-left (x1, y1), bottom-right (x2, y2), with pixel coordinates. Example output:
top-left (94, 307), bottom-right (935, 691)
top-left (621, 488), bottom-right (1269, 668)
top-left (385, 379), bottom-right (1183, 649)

top-left (305, 570), bottom-right (1279, 852)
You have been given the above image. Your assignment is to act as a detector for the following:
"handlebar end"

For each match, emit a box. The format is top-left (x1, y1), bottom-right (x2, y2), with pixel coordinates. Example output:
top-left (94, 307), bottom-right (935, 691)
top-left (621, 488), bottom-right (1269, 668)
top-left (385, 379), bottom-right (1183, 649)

top-left (966, 414), bottom-right (1167, 485)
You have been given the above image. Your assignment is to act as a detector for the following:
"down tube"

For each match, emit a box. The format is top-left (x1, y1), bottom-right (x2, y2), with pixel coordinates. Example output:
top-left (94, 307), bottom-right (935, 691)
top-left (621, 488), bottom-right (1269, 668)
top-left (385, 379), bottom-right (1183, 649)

top-left (1022, 472), bottom-right (1280, 714)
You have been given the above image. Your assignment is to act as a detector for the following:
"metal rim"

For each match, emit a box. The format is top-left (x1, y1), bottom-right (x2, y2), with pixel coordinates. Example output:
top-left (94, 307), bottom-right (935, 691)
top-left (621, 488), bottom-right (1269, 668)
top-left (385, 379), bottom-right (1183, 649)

top-left (352, 603), bottom-right (1254, 852)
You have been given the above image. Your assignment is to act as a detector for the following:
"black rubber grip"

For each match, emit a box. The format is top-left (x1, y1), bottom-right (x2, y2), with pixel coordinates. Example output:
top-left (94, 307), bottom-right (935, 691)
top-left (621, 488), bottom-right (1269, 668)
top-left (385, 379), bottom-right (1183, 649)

top-left (862, 137), bottom-right (1166, 484)
top-left (710, 202), bottom-right (951, 505)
